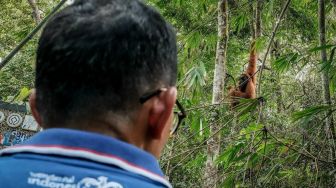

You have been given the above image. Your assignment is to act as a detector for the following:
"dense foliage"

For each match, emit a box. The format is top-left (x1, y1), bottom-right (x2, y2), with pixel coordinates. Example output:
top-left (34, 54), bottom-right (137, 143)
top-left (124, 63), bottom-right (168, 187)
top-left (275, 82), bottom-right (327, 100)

top-left (0, 0), bottom-right (335, 187)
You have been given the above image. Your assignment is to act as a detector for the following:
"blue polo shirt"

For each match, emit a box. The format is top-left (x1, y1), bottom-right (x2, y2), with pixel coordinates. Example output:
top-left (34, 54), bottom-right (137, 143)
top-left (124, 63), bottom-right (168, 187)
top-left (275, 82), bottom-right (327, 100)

top-left (0, 128), bottom-right (172, 188)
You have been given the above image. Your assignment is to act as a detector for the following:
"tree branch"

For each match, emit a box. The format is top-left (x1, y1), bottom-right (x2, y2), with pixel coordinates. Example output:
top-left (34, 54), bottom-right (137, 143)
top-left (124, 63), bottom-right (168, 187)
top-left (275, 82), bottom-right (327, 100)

top-left (268, 130), bottom-right (336, 165)
top-left (28, 0), bottom-right (42, 24)
top-left (257, 0), bottom-right (291, 95)
top-left (0, 0), bottom-right (68, 70)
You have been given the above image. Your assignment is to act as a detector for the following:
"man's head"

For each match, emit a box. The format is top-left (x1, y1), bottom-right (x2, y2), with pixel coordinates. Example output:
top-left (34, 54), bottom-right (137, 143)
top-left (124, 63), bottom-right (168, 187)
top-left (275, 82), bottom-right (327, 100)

top-left (30, 0), bottom-right (177, 157)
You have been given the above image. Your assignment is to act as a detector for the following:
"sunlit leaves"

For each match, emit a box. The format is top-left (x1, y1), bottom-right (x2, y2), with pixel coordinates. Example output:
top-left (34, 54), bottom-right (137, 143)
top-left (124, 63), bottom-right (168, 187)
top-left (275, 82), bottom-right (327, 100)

top-left (14, 87), bottom-right (32, 102)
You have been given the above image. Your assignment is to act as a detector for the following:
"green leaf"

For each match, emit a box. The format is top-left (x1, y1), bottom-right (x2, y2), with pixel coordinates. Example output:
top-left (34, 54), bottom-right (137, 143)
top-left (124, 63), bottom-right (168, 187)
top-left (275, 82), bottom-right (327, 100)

top-left (292, 105), bottom-right (333, 123)
top-left (217, 142), bottom-right (244, 167)
top-left (246, 123), bottom-right (264, 132)
top-left (221, 174), bottom-right (235, 188)
top-left (233, 98), bottom-right (260, 115)
top-left (330, 74), bottom-right (336, 93)
top-left (14, 87), bottom-right (31, 102)
top-left (278, 169), bottom-right (295, 179)
top-left (257, 142), bottom-right (276, 155)
top-left (255, 36), bottom-right (267, 52)
top-left (247, 153), bottom-right (260, 168)
top-left (233, 12), bottom-right (248, 33)
top-left (183, 62), bottom-right (207, 90)
top-left (272, 53), bottom-right (302, 73)
top-left (309, 44), bottom-right (335, 52)
top-left (233, 152), bottom-right (252, 163)
top-left (202, 3), bottom-right (207, 13)
top-left (238, 113), bottom-right (249, 123)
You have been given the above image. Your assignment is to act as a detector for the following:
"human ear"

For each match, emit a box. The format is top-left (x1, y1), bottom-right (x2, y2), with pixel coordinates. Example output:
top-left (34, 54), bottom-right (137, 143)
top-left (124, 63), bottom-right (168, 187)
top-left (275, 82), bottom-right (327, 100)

top-left (29, 89), bottom-right (43, 126)
top-left (147, 87), bottom-right (177, 139)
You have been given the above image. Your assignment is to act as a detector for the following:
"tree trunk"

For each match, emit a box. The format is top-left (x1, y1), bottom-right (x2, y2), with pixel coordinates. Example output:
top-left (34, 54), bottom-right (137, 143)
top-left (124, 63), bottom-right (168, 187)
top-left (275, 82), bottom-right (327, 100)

top-left (249, 0), bottom-right (255, 39)
top-left (250, 0), bottom-right (262, 39)
top-left (318, 0), bottom-right (336, 161)
top-left (255, 0), bottom-right (262, 38)
top-left (28, 0), bottom-right (42, 24)
top-left (204, 1), bottom-right (228, 187)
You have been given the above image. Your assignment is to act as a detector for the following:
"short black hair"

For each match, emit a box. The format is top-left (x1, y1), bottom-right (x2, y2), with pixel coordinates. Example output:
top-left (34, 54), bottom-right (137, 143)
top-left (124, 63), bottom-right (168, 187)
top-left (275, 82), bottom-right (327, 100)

top-left (35, 0), bottom-right (177, 127)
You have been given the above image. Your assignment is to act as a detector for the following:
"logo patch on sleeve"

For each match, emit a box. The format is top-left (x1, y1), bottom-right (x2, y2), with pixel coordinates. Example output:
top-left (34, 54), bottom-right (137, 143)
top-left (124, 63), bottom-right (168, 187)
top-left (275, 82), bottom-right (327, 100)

top-left (28, 172), bottom-right (123, 188)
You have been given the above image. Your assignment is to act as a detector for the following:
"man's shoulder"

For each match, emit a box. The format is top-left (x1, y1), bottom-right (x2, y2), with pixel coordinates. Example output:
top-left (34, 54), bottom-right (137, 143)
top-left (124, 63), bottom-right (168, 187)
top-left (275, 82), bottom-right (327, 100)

top-left (0, 153), bottom-right (167, 188)
top-left (0, 129), bottom-right (172, 188)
